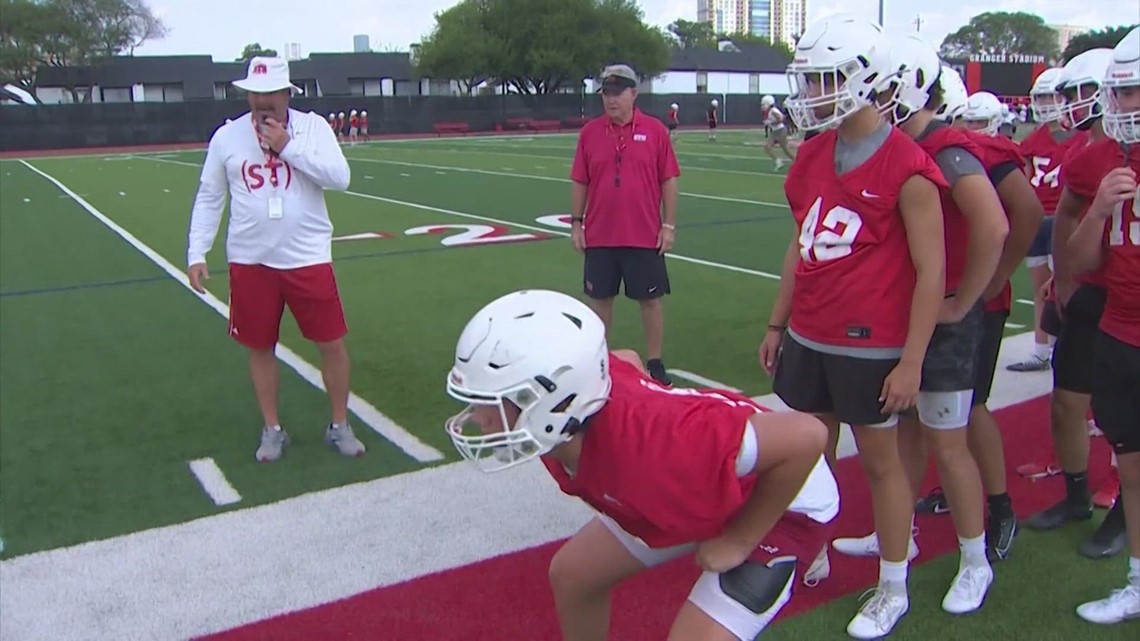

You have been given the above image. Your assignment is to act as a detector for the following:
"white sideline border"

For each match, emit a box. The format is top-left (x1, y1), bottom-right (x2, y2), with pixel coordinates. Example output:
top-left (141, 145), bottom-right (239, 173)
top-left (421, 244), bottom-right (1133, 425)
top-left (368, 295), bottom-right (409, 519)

top-left (16, 160), bottom-right (444, 464)
top-left (0, 332), bottom-right (1050, 641)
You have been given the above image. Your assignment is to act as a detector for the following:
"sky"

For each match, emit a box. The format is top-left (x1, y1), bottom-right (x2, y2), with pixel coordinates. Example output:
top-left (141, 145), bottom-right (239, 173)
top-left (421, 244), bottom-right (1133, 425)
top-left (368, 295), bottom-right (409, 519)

top-left (132, 0), bottom-right (1136, 61)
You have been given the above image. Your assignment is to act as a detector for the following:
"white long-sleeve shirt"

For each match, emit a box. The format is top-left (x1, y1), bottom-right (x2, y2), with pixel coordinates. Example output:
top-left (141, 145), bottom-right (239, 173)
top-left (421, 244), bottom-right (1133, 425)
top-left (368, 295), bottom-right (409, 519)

top-left (186, 108), bottom-right (351, 269)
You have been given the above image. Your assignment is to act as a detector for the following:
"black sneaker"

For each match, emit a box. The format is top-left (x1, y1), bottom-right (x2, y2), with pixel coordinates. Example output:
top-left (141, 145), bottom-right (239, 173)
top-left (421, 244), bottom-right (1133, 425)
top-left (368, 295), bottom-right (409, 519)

top-left (986, 513), bottom-right (1018, 562)
top-left (1024, 497), bottom-right (1093, 531)
top-left (1079, 499), bottom-right (1127, 559)
top-left (916, 487), bottom-right (950, 514)
top-left (646, 359), bottom-right (672, 387)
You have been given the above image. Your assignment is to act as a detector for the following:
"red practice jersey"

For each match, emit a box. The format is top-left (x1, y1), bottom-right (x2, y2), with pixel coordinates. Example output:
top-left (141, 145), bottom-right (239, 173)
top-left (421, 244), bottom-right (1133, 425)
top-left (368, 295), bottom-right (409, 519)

top-left (914, 125), bottom-right (988, 296)
top-left (1060, 135), bottom-right (1110, 288)
top-left (964, 130), bottom-right (1027, 314)
top-left (1063, 137), bottom-right (1140, 347)
top-left (543, 355), bottom-right (795, 548)
top-left (667, 107), bottom-right (678, 123)
top-left (1020, 125), bottom-right (1091, 215)
top-left (784, 127), bottom-right (947, 348)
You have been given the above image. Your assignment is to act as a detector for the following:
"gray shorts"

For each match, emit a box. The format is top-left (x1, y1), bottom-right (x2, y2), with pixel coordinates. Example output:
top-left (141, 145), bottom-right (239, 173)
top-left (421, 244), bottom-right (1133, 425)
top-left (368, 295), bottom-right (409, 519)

top-left (770, 127), bottom-right (789, 144)
top-left (921, 301), bottom-right (984, 392)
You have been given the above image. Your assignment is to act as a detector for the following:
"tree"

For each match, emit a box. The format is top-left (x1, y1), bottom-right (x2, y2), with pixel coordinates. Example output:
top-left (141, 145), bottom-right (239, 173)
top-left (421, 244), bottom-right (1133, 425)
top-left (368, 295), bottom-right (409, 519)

top-left (413, 0), bottom-right (495, 95)
top-left (0, 0), bottom-right (57, 102)
top-left (1062, 24), bottom-right (1137, 62)
top-left (0, 0), bottom-right (168, 103)
top-left (238, 43), bottom-right (278, 62)
top-left (667, 18), bottom-right (715, 50)
top-left (939, 11), bottom-right (1059, 61)
top-left (414, 0), bottom-right (671, 95)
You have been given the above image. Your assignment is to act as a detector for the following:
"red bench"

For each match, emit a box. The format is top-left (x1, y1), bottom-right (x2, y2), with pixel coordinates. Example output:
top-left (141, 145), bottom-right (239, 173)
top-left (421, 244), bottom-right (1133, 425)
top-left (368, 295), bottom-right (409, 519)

top-left (504, 117), bottom-right (534, 130)
top-left (433, 122), bottom-right (470, 136)
top-left (530, 119), bottom-right (562, 131)
top-left (562, 115), bottom-right (589, 129)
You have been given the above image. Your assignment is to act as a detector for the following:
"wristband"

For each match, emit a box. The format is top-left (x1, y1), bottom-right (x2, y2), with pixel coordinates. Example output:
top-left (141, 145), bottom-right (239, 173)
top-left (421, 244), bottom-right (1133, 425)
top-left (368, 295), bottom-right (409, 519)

top-left (662, 223), bottom-right (676, 230)
top-left (767, 324), bottom-right (785, 332)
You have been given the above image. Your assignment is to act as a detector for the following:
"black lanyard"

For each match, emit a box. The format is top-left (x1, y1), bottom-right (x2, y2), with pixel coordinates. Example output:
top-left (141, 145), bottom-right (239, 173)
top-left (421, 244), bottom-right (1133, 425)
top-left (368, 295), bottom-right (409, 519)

top-left (606, 114), bottom-right (635, 187)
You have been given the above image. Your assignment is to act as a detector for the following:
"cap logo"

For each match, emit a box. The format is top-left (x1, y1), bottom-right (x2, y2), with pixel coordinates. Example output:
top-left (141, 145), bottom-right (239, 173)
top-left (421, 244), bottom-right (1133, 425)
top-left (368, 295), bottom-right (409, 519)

top-left (253, 63), bottom-right (267, 75)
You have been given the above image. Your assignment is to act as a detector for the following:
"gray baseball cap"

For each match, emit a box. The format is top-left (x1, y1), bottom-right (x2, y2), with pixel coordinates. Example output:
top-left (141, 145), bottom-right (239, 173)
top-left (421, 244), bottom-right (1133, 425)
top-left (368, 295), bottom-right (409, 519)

top-left (597, 64), bottom-right (639, 92)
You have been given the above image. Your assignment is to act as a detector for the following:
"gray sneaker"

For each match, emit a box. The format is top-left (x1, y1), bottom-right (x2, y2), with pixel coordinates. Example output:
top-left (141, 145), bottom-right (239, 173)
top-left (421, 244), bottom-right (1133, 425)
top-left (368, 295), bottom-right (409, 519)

top-left (324, 422), bottom-right (366, 457)
top-left (1006, 355), bottom-right (1051, 372)
top-left (256, 426), bottom-right (289, 462)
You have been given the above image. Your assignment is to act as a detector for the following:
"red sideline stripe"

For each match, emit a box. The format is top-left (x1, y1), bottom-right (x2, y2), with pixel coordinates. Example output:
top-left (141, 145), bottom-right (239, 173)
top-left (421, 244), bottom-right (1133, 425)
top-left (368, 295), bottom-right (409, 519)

top-left (200, 396), bottom-right (1115, 641)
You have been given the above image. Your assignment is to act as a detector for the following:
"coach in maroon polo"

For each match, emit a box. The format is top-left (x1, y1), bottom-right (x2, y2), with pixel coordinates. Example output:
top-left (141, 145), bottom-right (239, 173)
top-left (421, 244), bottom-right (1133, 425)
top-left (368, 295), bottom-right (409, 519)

top-left (569, 63), bottom-right (680, 386)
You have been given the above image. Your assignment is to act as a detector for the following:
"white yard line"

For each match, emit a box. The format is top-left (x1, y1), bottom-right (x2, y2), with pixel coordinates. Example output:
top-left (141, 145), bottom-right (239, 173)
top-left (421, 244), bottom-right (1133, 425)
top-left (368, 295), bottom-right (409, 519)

top-left (347, 156), bottom-right (787, 208)
top-left (667, 369), bottom-right (743, 392)
top-left (187, 458), bottom-right (242, 506)
top-left (140, 155), bottom-right (784, 281)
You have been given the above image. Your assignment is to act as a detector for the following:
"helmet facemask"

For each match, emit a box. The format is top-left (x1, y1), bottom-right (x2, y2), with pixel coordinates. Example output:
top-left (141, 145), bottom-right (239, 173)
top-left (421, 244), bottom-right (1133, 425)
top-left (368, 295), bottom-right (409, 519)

top-left (1062, 82), bottom-right (1104, 130)
top-left (786, 57), bottom-right (881, 131)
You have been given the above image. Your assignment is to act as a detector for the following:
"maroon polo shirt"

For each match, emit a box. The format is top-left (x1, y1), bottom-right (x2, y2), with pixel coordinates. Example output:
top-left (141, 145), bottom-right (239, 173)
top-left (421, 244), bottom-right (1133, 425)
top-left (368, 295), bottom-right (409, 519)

top-left (570, 108), bottom-right (680, 248)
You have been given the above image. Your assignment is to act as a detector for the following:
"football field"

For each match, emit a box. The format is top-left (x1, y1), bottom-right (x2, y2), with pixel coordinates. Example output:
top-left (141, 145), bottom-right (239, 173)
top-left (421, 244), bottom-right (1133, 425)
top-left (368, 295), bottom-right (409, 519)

top-left (0, 129), bottom-right (1129, 640)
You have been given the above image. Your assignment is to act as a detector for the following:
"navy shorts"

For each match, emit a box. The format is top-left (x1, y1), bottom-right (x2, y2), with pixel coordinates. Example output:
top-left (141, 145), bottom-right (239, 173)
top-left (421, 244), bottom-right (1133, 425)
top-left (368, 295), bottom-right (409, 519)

top-left (1027, 216), bottom-right (1054, 259)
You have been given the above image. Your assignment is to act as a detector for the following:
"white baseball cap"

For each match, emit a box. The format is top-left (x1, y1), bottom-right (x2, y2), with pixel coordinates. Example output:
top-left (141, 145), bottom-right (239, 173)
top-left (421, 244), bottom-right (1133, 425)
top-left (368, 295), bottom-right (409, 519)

top-left (232, 56), bottom-right (303, 94)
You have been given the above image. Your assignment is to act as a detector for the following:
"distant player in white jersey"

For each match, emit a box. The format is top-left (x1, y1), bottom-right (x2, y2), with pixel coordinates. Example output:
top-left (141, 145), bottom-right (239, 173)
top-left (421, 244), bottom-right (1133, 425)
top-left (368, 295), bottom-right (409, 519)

top-left (761, 95), bottom-right (795, 170)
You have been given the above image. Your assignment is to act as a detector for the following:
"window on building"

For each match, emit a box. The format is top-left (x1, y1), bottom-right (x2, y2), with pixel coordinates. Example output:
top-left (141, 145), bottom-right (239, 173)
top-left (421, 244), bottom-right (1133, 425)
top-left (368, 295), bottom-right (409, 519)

top-left (100, 87), bottom-right (132, 103)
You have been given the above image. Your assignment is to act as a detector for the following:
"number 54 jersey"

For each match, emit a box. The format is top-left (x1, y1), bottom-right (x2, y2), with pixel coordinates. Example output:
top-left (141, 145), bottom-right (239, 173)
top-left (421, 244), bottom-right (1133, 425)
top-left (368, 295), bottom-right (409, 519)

top-left (783, 127), bottom-right (948, 349)
top-left (1019, 125), bottom-right (1090, 215)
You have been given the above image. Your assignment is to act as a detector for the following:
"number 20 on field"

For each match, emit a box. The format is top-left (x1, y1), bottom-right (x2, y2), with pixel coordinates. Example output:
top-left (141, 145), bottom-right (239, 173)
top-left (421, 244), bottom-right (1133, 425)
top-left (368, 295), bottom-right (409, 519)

top-left (332, 215), bottom-right (573, 248)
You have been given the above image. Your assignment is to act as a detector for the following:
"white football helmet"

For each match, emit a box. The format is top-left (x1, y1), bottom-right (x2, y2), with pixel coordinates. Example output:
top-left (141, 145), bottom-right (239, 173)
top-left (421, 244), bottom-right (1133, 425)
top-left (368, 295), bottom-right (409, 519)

top-left (935, 65), bottom-right (969, 123)
top-left (1102, 26), bottom-right (1140, 144)
top-left (1029, 67), bottom-right (1066, 123)
top-left (963, 91), bottom-right (1004, 136)
top-left (361, 110), bottom-right (367, 116)
top-left (670, 102), bottom-right (679, 110)
top-left (711, 98), bottom-right (719, 107)
top-left (785, 14), bottom-right (891, 131)
top-left (877, 33), bottom-right (943, 124)
top-left (445, 290), bottom-right (612, 473)
top-left (761, 94), bottom-right (776, 108)
top-left (1057, 48), bottom-right (1114, 130)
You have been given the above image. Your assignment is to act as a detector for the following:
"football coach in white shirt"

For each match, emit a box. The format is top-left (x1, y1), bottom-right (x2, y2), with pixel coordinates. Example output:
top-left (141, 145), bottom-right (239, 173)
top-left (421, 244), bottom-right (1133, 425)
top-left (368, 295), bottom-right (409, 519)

top-left (186, 56), bottom-right (365, 462)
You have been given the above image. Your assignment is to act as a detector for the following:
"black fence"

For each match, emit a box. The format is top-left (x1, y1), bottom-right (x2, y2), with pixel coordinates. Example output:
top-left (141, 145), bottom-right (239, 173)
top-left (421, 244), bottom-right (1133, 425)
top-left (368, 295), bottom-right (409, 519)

top-left (0, 92), bottom-right (783, 152)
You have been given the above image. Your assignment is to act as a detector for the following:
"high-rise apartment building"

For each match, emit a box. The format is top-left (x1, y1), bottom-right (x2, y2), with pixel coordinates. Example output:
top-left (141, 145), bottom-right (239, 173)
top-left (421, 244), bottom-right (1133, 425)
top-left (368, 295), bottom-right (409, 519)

top-left (771, 0), bottom-right (806, 49)
top-left (697, 0), bottom-right (806, 49)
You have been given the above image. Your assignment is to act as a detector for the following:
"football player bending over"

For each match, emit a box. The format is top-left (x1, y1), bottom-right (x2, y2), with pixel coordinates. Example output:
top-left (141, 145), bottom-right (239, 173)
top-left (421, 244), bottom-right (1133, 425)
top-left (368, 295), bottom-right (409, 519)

top-left (444, 289), bottom-right (839, 641)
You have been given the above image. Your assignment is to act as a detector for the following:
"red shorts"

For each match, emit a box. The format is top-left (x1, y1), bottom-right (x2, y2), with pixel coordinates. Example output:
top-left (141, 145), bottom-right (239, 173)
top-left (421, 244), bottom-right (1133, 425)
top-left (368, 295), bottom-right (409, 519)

top-left (599, 510), bottom-right (834, 575)
top-left (227, 262), bottom-right (347, 349)
top-left (747, 511), bottom-right (834, 575)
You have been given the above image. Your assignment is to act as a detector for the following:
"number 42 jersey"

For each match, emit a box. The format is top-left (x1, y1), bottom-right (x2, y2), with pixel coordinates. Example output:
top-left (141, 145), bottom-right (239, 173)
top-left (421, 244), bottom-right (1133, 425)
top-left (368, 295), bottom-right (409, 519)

top-left (783, 127), bottom-right (948, 349)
